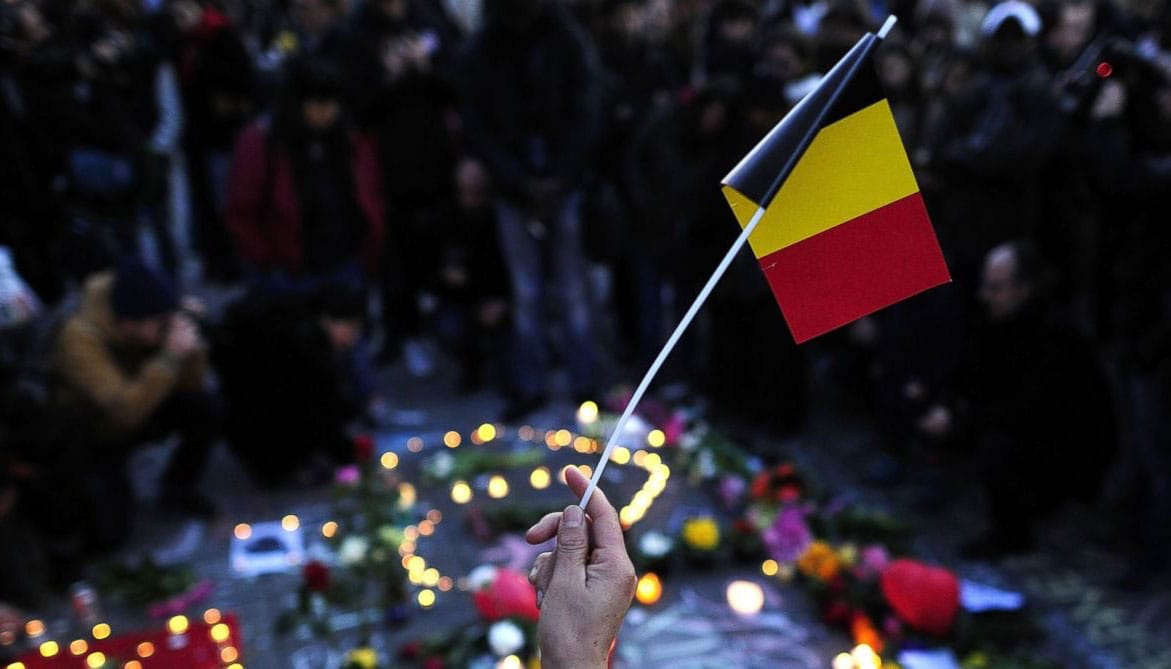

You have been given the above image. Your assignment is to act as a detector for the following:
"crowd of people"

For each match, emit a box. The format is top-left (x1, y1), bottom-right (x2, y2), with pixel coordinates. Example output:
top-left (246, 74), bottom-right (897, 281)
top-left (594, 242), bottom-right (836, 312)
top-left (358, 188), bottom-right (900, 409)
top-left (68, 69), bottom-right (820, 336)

top-left (0, 0), bottom-right (1167, 616)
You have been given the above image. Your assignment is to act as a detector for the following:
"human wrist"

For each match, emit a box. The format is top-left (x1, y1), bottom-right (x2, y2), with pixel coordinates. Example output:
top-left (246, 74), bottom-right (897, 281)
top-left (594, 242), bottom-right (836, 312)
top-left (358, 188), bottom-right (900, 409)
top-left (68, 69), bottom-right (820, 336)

top-left (538, 650), bottom-right (608, 669)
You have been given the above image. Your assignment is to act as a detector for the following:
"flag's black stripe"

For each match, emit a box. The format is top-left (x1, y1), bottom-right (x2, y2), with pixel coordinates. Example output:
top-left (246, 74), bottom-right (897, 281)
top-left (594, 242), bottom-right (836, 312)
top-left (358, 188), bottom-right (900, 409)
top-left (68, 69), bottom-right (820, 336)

top-left (722, 33), bottom-right (881, 207)
top-left (822, 61), bottom-right (884, 127)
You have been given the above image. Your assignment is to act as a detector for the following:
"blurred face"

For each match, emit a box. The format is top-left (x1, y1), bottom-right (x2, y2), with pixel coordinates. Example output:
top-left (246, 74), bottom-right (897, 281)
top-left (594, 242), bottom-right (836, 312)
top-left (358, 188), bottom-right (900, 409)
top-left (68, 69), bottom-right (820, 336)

top-left (643, 0), bottom-right (672, 43)
top-left (116, 315), bottom-right (169, 348)
top-left (170, 0), bottom-right (203, 31)
top-left (920, 18), bottom-right (955, 50)
top-left (699, 100), bottom-right (727, 133)
top-left (762, 41), bottom-right (803, 80)
top-left (15, 3), bottom-right (51, 44)
top-left (718, 17), bottom-right (756, 45)
top-left (980, 246), bottom-right (1032, 320)
top-left (456, 158), bottom-right (491, 210)
top-left (302, 99), bottom-right (340, 130)
top-left (942, 58), bottom-right (973, 96)
top-left (321, 317), bottom-right (361, 350)
top-left (1046, 3), bottom-right (1096, 63)
top-left (878, 52), bottom-right (913, 91)
top-left (610, 3), bottom-right (643, 40)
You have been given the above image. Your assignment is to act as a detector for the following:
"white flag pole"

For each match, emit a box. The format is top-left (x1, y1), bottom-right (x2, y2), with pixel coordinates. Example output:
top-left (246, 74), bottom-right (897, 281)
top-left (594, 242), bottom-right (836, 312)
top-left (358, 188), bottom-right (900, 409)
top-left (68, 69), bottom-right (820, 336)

top-left (579, 204), bottom-right (768, 509)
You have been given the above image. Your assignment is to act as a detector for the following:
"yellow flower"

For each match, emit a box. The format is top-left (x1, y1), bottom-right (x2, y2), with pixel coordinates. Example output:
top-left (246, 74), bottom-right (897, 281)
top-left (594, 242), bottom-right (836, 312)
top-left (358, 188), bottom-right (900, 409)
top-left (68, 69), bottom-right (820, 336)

top-left (681, 517), bottom-right (720, 551)
top-left (837, 543), bottom-right (858, 566)
top-left (962, 652), bottom-right (989, 669)
top-left (275, 31), bottom-right (299, 54)
top-left (345, 647), bottom-right (378, 669)
top-left (796, 541), bottom-right (842, 581)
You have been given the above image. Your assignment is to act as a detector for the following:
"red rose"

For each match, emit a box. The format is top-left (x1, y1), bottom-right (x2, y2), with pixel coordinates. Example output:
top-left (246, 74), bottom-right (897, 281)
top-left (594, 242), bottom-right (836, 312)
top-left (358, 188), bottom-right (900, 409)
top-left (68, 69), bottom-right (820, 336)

top-left (733, 518), bottom-right (755, 534)
top-left (750, 472), bottom-right (770, 500)
top-left (777, 484), bottom-right (802, 503)
top-left (353, 434), bottom-right (375, 462)
top-left (776, 463), bottom-right (796, 477)
top-left (302, 560), bottom-right (330, 593)
top-left (422, 658), bottom-right (445, 669)
top-left (399, 641), bottom-right (421, 659)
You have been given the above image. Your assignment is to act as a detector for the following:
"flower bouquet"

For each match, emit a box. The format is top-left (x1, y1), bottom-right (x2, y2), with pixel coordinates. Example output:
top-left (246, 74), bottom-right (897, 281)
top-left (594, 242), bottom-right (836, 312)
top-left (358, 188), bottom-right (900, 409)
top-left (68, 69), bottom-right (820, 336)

top-left (277, 435), bottom-right (414, 637)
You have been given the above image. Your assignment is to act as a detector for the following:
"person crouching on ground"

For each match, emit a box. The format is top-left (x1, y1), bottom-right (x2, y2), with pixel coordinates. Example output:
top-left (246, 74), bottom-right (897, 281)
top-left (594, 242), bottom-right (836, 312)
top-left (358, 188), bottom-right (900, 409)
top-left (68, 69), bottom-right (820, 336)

top-left (52, 257), bottom-right (219, 550)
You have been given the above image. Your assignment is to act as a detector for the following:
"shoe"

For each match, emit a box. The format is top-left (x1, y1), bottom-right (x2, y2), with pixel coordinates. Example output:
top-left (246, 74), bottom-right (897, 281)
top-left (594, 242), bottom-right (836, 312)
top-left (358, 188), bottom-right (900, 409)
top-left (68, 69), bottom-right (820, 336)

top-left (501, 394), bottom-right (548, 423)
top-left (158, 491), bottom-right (220, 519)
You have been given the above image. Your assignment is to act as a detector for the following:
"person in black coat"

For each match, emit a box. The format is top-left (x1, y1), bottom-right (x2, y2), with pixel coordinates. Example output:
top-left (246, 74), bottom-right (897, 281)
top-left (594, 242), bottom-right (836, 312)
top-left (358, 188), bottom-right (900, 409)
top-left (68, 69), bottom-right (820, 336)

top-left (343, 0), bottom-right (461, 368)
top-left (457, 0), bottom-right (603, 416)
top-left (922, 241), bottom-right (1117, 557)
top-left (169, 0), bottom-right (256, 282)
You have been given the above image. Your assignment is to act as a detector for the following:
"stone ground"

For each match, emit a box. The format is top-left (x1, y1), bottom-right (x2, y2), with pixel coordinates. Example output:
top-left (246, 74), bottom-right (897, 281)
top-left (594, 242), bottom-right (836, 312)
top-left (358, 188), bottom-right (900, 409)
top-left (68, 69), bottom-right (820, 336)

top-left (20, 326), bottom-right (1171, 669)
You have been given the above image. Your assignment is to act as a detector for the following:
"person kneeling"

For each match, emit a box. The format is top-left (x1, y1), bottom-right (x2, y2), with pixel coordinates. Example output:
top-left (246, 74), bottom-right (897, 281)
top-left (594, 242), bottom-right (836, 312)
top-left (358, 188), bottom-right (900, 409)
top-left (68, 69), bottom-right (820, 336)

top-left (52, 258), bottom-right (219, 550)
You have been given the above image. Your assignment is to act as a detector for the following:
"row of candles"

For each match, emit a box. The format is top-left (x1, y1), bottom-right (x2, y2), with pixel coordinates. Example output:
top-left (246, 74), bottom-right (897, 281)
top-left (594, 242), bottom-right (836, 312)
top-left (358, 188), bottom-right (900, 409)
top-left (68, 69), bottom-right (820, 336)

top-left (6, 609), bottom-right (240, 669)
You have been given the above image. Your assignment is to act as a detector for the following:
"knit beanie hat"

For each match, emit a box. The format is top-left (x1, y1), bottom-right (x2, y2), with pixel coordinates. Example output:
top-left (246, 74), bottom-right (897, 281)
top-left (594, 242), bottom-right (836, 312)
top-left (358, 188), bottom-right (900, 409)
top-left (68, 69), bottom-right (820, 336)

top-left (111, 258), bottom-right (178, 320)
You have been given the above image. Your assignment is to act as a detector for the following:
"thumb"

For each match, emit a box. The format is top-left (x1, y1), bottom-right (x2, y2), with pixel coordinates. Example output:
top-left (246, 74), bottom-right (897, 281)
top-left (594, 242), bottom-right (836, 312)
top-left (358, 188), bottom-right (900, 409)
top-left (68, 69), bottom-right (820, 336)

top-left (551, 505), bottom-right (589, 588)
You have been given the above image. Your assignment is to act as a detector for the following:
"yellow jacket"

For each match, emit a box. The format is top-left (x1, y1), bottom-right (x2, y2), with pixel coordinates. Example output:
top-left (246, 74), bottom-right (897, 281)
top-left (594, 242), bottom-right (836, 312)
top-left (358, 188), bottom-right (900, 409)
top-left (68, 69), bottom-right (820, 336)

top-left (52, 273), bottom-right (206, 437)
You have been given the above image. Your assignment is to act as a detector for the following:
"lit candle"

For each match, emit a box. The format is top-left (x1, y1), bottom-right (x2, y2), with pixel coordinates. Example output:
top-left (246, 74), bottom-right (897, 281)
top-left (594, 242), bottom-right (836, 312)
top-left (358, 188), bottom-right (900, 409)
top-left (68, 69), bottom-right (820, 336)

top-left (725, 580), bottom-right (765, 616)
top-left (635, 573), bottom-right (663, 606)
top-left (488, 475), bottom-right (510, 498)
top-left (451, 481), bottom-right (473, 504)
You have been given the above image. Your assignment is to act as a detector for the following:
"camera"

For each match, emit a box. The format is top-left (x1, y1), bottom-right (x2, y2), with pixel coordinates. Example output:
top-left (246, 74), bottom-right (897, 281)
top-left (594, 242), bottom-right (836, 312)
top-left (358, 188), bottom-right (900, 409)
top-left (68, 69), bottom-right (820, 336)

top-left (1058, 36), bottom-right (1169, 117)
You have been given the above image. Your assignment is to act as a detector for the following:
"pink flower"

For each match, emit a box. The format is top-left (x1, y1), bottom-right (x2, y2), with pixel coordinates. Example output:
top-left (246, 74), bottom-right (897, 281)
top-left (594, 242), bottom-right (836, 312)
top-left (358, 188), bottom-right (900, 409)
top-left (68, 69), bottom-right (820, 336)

top-left (663, 412), bottom-right (687, 446)
top-left (762, 507), bottom-right (813, 563)
top-left (717, 476), bottom-right (747, 509)
top-left (857, 545), bottom-right (891, 580)
top-left (335, 465), bottom-right (360, 486)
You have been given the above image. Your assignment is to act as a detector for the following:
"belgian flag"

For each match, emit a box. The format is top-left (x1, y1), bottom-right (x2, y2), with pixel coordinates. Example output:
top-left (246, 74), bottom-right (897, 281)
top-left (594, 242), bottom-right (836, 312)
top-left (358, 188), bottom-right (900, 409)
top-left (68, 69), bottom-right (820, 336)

top-left (722, 23), bottom-right (950, 343)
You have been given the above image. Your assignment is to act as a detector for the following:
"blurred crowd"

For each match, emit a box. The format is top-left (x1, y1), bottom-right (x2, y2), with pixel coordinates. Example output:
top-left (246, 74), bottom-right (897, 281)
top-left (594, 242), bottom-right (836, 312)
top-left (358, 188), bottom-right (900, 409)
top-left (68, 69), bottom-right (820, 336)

top-left (0, 0), bottom-right (1167, 612)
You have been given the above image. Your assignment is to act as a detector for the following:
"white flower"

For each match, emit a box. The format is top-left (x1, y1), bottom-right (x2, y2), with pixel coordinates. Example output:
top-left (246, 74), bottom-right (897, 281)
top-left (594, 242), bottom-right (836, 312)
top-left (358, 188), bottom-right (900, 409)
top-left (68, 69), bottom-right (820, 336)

top-left (487, 620), bottom-right (525, 657)
top-left (638, 531), bottom-right (674, 558)
top-left (698, 450), bottom-right (717, 479)
top-left (467, 564), bottom-right (497, 591)
top-left (680, 427), bottom-right (706, 452)
top-left (428, 452), bottom-right (455, 478)
top-left (338, 536), bottom-right (369, 566)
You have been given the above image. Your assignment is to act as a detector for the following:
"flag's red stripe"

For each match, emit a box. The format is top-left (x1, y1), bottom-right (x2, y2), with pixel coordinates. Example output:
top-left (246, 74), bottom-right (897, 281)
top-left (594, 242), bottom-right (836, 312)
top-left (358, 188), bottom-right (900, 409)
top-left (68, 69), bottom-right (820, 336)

top-left (758, 191), bottom-right (950, 343)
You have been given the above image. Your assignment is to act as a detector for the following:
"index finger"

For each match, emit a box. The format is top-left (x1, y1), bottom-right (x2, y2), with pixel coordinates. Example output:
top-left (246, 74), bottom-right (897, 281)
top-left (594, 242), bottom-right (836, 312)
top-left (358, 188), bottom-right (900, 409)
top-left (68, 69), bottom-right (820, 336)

top-left (563, 466), bottom-right (625, 550)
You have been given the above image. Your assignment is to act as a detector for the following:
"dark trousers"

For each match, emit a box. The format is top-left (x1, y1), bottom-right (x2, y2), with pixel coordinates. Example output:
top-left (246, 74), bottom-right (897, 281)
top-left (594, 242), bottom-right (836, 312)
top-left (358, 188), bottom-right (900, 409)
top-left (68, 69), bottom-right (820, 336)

top-left (978, 431), bottom-right (1066, 546)
top-left (82, 390), bottom-right (220, 550)
top-left (381, 199), bottom-right (444, 351)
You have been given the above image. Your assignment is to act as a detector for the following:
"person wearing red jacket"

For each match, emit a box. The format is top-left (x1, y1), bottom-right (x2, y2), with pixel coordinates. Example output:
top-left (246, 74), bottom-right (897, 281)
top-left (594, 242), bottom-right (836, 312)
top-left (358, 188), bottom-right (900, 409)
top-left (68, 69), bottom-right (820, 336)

top-left (226, 55), bottom-right (384, 290)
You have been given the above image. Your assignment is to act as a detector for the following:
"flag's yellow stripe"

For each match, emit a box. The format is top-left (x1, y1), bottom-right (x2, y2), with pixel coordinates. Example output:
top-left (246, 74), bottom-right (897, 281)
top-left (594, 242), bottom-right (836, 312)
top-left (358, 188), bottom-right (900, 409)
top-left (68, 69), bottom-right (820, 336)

top-left (723, 99), bottom-right (920, 259)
